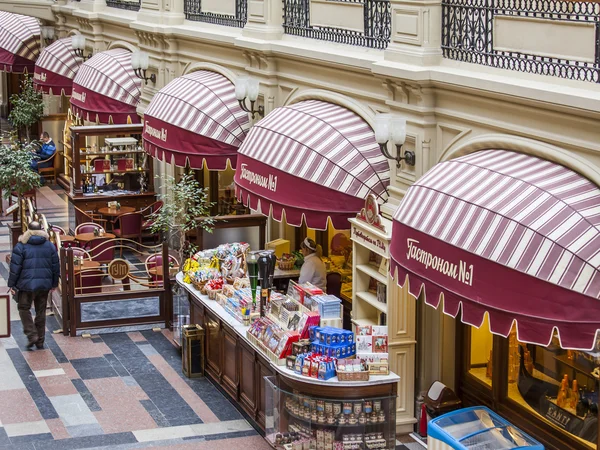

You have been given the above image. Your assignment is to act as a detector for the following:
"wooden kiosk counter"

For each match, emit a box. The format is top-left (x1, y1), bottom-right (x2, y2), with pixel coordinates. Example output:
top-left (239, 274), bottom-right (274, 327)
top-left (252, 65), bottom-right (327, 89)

top-left (176, 274), bottom-right (400, 449)
top-left (62, 124), bottom-right (156, 231)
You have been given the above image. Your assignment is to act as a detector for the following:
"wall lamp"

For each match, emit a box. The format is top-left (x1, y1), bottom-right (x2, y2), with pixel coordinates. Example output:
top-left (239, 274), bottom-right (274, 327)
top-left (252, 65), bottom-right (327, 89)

top-left (71, 35), bottom-right (92, 61)
top-left (235, 76), bottom-right (264, 119)
top-left (131, 51), bottom-right (155, 85)
top-left (374, 114), bottom-right (415, 168)
top-left (41, 26), bottom-right (55, 45)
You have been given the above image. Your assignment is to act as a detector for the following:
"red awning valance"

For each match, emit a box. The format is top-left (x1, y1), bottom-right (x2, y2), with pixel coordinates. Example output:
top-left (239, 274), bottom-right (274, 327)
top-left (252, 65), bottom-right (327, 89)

top-left (34, 37), bottom-right (81, 96)
top-left (234, 100), bottom-right (390, 230)
top-left (0, 12), bottom-right (40, 73)
top-left (391, 149), bottom-right (600, 350)
top-left (70, 49), bottom-right (141, 124)
top-left (143, 70), bottom-right (249, 170)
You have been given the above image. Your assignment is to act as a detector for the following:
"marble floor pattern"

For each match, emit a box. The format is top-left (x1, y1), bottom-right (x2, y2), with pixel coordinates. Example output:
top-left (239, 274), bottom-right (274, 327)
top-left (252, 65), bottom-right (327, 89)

top-left (0, 185), bottom-right (415, 449)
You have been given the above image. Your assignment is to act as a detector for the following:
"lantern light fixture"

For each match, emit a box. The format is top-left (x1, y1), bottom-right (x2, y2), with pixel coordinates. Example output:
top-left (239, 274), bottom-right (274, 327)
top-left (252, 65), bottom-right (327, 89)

top-left (41, 26), bottom-right (55, 45)
top-left (71, 35), bottom-right (92, 61)
top-left (131, 50), bottom-right (155, 85)
top-left (373, 114), bottom-right (415, 167)
top-left (235, 76), bottom-right (264, 119)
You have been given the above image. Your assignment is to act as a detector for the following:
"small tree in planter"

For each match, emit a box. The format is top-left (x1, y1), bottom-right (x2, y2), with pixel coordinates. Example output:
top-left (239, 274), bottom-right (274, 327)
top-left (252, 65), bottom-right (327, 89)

top-left (0, 138), bottom-right (42, 229)
top-left (8, 75), bottom-right (44, 141)
top-left (150, 172), bottom-right (215, 263)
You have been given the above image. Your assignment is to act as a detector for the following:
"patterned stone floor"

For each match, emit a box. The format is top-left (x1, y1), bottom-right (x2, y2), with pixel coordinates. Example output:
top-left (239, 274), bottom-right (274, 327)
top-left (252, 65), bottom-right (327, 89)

top-left (0, 185), bottom-right (419, 450)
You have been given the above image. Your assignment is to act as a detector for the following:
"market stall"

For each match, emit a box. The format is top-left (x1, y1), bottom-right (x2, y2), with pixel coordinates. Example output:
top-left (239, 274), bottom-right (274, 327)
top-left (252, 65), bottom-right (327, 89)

top-left (176, 240), bottom-right (400, 449)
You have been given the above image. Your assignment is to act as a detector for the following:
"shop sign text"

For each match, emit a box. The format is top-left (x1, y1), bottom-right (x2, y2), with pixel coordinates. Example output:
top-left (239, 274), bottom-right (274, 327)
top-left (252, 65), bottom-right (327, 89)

top-left (239, 163), bottom-right (277, 192)
top-left (72, 89), bottom-right (86, 103)
top-left (406, 238), bottom-right (473, 286)
top-left (145, 122), bottom-right (168, 142)
top-left (352, 227), bottom-right (387, 253)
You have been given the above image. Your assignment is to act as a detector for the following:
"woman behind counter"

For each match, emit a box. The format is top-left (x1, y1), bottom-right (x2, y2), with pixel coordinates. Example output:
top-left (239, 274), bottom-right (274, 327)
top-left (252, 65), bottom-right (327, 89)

top-left (298, 237), bottom-right (327, 291)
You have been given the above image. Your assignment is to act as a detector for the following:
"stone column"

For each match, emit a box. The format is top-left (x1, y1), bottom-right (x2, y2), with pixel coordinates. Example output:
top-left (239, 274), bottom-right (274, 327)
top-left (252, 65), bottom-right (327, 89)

top-left (242, 0), bottom-right (284, 41)
top-left (384, 0), bottom-right (442, 66)
top-left (138, 0), bottom-right (184, 26)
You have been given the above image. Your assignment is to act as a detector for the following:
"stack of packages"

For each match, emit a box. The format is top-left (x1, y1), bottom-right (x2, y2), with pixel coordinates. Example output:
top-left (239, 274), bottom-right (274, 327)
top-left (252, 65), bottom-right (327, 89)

top-left (247, 317), bottom-right (300, 359)
top-left (308, 295), bottom-right (342, 328)
top-left (355, 326), bottom-right (389, 375)
top-left (221, 288), bottom-right (253, 322)
top-left (310, 326), bottom-right (356, 359)
top-left (292, 353), bottom-right (337, 380)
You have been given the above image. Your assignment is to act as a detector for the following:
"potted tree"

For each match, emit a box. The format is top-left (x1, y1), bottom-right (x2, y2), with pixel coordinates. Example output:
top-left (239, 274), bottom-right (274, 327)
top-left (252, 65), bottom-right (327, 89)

top-left (8, 75), bottom-right (44, 141)
top-left (0, 136), bottom-right (42, 244)
top-left (150, 172), bottom-right (215, 264)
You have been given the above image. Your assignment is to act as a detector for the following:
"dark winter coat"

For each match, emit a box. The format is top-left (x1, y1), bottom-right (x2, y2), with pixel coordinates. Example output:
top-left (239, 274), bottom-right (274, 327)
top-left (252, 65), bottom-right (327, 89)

top-left (8, 229), bottom-right (60, 292)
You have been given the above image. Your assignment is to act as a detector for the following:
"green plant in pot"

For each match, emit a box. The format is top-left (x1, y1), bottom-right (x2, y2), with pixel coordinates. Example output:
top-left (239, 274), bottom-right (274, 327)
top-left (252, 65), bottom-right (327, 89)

top-left (150, 172), bottom-right (215, 264)
top-left (8, 75), bottom-right (44, 141)
top-left (0, 137), bottom-right (42, 230)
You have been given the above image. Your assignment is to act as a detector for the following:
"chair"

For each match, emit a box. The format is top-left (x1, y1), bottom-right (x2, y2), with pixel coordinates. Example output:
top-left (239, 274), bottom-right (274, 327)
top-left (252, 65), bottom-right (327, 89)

top-left (74, 268), bottom-right (104, 295)
top-left (326, 272), bottom-right (342, 298)
top-left (70, 247), bottom-right (92, 260)
top-left (88, 237), bottom-right (115, 265)
top-left (75, 222), bottom-right (105, 235)
top-left (74, 206), bottom-right (107, 229)
top-left (38, 153), bottom-right (59, 184)
top-left (49, 224), bottom-right (66, 235)
top-left (112, 212), bottom-right (143, 242)
top-left (145, 254), bottom-right (180, 286)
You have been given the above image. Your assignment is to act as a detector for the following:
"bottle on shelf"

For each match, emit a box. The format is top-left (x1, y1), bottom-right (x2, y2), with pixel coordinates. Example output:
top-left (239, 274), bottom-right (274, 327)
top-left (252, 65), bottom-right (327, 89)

top-left (570, 380), bottom-right (580, 409)
top-left (557, 378), bottom-right (568, 408)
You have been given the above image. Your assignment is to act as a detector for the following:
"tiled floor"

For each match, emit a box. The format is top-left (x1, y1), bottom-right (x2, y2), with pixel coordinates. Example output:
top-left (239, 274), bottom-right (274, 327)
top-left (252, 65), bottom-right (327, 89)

top-left (0, 185), bottom-right (417, 449)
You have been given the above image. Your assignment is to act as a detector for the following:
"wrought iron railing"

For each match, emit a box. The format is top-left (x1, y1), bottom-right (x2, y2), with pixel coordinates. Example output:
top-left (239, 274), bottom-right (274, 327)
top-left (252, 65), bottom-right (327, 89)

top-left (106, 0), bottom-right (141, 11)
top-left (442, 0), bottom-right (600, 82)
top-left (283, 0), bottom-right (391, 49)
top-left (184, 0), bottom-right (248, 28)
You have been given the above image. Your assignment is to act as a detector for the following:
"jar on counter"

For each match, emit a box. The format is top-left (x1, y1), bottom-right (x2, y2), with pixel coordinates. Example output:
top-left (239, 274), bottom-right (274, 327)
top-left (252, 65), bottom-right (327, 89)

top-left (358, 413), bottom-right (367, 424)
top-left (353, 402), bottom-right (362, 415)
top-left (364, 400), bottom-right (373, 414)
top-left (343, 402), bottom-right (352, 415)
top-left (373, 400), bottom-right (381, 412)
top-left (333, 402), bottom-right (342, 416)
top-left (349, 413), bottom-right (358, 425)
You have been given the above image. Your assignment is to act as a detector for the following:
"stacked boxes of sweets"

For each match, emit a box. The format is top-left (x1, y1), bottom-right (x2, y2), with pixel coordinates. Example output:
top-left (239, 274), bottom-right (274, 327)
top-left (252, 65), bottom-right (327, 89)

top-left (310, 326), bottom-right (355, 359)
top-left (291, 352), bottom-right (337, 381)
top-left (247, 316), bottom-right (300, 362)
top-left (355, 326), bottom-right (389, 375)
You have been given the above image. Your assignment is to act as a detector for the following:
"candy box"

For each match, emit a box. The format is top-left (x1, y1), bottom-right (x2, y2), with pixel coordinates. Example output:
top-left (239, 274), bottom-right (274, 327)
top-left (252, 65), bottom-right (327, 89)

top-left (286, 355), bottom-right (296, 370)
top-left (373, 335), bottom-right (388, 353)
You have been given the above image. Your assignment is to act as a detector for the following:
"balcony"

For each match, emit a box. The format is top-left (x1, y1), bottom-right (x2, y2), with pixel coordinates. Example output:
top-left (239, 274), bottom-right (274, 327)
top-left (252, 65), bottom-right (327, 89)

top-left (184, 0), bottom-right (248, 27)
top-left (106, 0), bottom-right (141, 11)
top-left (442, 0), bottom-right (600, 82)
top-left (283, 0), bottom-right (392, 49)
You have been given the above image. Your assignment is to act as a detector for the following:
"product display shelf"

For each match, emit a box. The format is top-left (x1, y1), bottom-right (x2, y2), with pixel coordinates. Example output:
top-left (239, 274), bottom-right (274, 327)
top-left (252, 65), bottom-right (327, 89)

top-left (355, 291), bottom-right (387, 314)
top-left (356, 264), bottom-right (387, 284)
top-left (265, 376), bottom-right (397, 449)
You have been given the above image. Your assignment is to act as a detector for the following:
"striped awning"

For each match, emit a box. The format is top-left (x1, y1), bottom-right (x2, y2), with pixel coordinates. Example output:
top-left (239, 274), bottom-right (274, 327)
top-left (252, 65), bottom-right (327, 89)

top-left (34, 38), bottom-right (81, 96)
top-left (234, 100), bottom-right (390, 230)
top-left (143, 70), bottom-right (249, 171)
top-left (0, 12), bottom-right (40, 73)
top-left (70, 49), bottom-right (141, 124)
top-left (391, 149), bottom-right (600, 350)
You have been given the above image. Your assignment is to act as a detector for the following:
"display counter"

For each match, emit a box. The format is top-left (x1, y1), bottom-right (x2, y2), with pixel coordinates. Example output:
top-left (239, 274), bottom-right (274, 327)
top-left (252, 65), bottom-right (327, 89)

top-left (176, 273), bottom-right (400, 446)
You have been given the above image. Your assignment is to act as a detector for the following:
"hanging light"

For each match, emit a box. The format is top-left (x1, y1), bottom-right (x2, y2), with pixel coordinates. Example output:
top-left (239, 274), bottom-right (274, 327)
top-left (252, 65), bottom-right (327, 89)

top-left (235, 76), bottom-right (264, 119)
top-left (373, 113), bottom-right (415, 167)
top-left (131, 50), bottom-right (155, 85)
top-left (40, 26), bottom-right (55, 45)
top-left (71, 35), bottom-right (92, 61)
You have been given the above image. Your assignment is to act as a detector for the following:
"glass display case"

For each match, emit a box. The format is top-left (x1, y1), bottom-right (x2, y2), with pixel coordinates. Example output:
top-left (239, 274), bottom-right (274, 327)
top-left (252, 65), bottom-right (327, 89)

top-left (172, 283), bottom-right (190, 348)
top-left (264, 376), bottom-right (396, 449)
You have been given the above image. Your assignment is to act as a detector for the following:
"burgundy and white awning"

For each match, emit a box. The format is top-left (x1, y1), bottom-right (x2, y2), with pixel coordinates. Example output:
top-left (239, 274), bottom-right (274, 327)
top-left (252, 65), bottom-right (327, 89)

top-left (391, 149), bottom-right (600, 350)
top-left (0, 12), bottom-right (40, 73)
top-left (70, 49), bottom-right (141, 124)
top-left (34, 37), bottom-right (81, 96)
top-left (143, 70), bottom-right (249, 171)
top-left (234, 100), bottom-right (390, 230)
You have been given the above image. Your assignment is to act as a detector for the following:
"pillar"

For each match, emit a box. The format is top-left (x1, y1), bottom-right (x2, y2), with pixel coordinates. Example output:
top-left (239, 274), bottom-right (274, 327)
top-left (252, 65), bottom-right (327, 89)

top-left (384, 0), bottom-right (442, 66)
top-left (242, 0), bottom-right (284, 41)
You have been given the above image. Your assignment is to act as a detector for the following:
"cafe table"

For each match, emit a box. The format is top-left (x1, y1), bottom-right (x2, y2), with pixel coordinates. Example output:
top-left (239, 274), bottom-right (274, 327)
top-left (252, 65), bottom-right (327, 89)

top-left (75, 232), bottom-right (116, 244)
top-left (73, 260), bottom-right (101, 273)
top-left (148, 266), bottom-right (179, 278)
top-left (97, 206), bottom-right (136, 217)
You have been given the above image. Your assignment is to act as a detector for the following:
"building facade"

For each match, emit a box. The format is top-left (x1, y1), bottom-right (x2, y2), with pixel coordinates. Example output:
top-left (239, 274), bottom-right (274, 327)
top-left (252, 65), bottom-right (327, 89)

top-left (1, 0), bottom-right (599, 448)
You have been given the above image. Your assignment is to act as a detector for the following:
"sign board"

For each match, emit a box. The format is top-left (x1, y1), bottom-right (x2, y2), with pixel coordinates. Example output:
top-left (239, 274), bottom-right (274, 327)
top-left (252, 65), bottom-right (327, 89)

top-left (108, 259), bottom-right (130, 280)
top-left (356, 194), bottom-right (386, 232)
top-left (0, 294), bottom-right (10, 338)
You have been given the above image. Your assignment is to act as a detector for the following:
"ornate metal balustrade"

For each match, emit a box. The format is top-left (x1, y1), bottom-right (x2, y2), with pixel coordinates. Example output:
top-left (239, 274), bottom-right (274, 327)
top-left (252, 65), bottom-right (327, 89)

top-left (184, 0), bottom-right (248, 28)
top-left (105, 0), bottom-right (141, 11)
top-left (283, 0), bottom-right (391, 49)
top-left (442, 0), bottom-right (600, 82)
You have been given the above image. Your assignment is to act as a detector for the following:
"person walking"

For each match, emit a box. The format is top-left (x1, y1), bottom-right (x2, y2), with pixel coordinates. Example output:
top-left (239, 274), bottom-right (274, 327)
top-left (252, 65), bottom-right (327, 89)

top-left (8, 221), bottom-right (60, 349)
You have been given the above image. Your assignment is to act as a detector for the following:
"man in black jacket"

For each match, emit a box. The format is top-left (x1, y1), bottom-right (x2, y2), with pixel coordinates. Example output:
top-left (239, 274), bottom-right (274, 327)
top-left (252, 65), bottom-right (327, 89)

top-left (8, 221), bottom-right (60, 349)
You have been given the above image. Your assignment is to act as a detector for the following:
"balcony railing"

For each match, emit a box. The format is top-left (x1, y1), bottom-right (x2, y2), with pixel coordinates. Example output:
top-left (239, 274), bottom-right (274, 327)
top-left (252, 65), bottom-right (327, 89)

top-left (105, 0), bottom-right (141, 11)
top-left (442, 0), bottom-right (600, 82)
top-left (283, 0), bottom-right (391, 49)
top-left (184, 0), bottom-right (248, 28)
